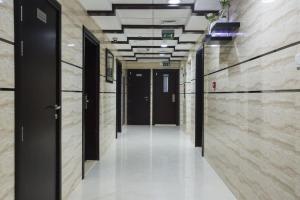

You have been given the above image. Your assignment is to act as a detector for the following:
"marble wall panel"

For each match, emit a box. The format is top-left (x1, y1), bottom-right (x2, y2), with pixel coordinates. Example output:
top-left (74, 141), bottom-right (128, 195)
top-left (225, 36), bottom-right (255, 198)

top-left (61, 92), bottom-right (82, 199)
top-left (0, 1), bottom-right (14, 199)
top-left (100, 93), bottom-right (116, 156)
top-left (204, 44), bottom-right (300, 92)
top-left (229, 0), bottom-right (300, 64)
top-left (0, 42), bottom-right (14, 89)
top-left (201, 1), bottom-right (300, 200)
top-left (62, 62), bottom-right (83, 91)
top-left (204, 93), bottom-right (300, 200)
top-left (0, 0), bottom-right (14, 42)
top-left (0, 92), bottom-right (14, 200)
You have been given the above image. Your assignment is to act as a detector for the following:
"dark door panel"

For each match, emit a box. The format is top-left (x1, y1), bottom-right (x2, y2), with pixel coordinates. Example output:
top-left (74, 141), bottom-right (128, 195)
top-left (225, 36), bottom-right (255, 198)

top-left (116, 60), bottom-right (122, 134)
top-left (127, 69), bottom-right (150, 125)
top-left (153, 69), bottom-right (179, 125)
top-left (195, 48), bottom-right (205, 153)
top-left (15, 0), bottom-right (61, 199)
top-left (82, 27), bottom-right (100, 178)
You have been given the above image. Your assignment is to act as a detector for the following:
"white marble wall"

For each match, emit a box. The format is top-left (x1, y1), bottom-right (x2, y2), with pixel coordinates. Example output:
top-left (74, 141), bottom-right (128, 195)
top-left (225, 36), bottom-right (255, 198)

top-left (59, 0), bottom-right (117, 198)
top-left (203, 0), bottom-right (300, 199)
top-left (0, 0), bottom-right (14, 199)
top-left (181, 54), bottom-right (197, 144)
top-left (0, 0), bottom-right (118, 199)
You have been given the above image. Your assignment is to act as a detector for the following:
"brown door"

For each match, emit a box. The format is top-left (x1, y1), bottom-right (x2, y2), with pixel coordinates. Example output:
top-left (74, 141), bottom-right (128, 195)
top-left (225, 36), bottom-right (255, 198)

top-left (153, 69), bottom-right (179, 125)
top-left (15, 0), bottom-right (61, 199)
top-left (127, 69), bottom-right (151, 125)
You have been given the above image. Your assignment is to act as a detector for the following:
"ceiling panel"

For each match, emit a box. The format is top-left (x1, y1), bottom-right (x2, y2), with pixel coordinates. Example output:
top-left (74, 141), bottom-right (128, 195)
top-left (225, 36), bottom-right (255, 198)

top-left (106, 34), bottom-right (128, 41)
top-left (185, 16), bottom-right (208, 30)
top-left (175, 43), bottom-right (193, 49)
top-left (195, 0), bottom-right (221, 10)
top-left (112, 0), bottom-right (195, 4)
top-left (92, 16), bottom-right (121, 30)
top-left (172, 51), bottom-right (189, 56)
top-left (124, 29), bottom-right (183, 37)
top-left (79, 0), bottom-right (214, 62)
top-left (129, 40), bottom-right (178, 46)
top-left (117, 10), bottom-right (153, 18)
top-left (113, 44), bottom-right (132, 49)
top-left (133, 48), bottom-right (174, 53)
top-left (179, 33), bottom-right (201, 41)
top-left (136, 54), bottom-right (172, 58)
top-left (120, 18), bottom-right (153, 25)
top-left (79, 0), bottom-right (111, 10)
top-left (153, 9), bottom-right (191, 19)
top-left (118, 51), bottom-right (135, 56)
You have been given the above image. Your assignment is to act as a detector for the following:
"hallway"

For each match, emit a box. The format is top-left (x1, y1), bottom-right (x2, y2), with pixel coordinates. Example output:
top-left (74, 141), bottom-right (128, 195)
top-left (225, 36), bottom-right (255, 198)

top-left (69, 126), bottom-right (236, 200)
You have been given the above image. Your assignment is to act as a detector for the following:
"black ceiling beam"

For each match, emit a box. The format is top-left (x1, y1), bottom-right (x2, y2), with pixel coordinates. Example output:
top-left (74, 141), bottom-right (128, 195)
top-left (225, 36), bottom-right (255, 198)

top-left (123, 52), bottom-right (188, 56)
top-left (116, 45), bottom-right (190, 52)
top-left (111, 36), bottom-right (196, 44)
top-left (121, 56), bottom-right (187, 62)
top-left (102, 25), bottom-right (205, 34)
top-left (87, 4), bottom-right (219, 16)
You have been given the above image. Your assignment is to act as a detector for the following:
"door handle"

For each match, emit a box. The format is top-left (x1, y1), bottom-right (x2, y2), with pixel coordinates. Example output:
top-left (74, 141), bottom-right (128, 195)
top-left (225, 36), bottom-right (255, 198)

top-left (85, 95), bottom-right (89, 110)
top-left (172, 94), bottom-right (176, 103)
top-left (47, 104), bottom-right (61, 110)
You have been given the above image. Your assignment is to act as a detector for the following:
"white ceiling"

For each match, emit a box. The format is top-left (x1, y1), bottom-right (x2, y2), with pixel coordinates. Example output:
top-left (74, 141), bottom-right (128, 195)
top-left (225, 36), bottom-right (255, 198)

top-left (79, 0), bottom-right (220, 62)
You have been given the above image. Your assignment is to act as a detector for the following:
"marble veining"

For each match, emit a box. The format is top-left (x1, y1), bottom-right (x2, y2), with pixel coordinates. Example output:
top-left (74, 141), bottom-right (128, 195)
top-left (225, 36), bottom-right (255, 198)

top-left (62, 62), bottom-right (83, 91)
top-left (61, 92), bottom-right (82, 199)
top-left (0, 0), bottom-right (14, 42)
top-left (0, 42), bottom-right (14, 88)
top-left (204, 92), bottom-right (300, 200)
top-left (0, 92), bottom-right (14, 200)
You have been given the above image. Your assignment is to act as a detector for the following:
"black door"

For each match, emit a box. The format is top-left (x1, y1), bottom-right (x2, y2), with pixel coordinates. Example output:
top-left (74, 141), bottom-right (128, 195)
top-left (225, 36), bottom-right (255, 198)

top-left (153, 69), bottom-right (179, 125)
top-left (127, 69), bottom-right (150, 125)
top-left (122, 76), bottom-right (126, 125)
top-left (82, 27), bottom-right (100, 178)
top-left (15, 0), bottom-right (61, 200)
top-left (195, 48), bottom-right (205, 154)
top-left (116, 60), bottom-right (122, 135)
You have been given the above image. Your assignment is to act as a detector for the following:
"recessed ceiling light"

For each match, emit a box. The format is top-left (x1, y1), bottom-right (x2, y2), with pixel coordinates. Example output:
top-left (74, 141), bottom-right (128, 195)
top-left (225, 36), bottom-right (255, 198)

top-left (168, 0), bottom-right (181, 4)
top-left (161, 44), bottom-right (168, 48)
top-left (67, 43), bottom-right (75, 47)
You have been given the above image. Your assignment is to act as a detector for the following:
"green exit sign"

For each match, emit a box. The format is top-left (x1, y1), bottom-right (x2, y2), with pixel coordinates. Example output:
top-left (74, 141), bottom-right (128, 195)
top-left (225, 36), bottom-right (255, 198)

top-left (162, 30), bottom-right (174, 40)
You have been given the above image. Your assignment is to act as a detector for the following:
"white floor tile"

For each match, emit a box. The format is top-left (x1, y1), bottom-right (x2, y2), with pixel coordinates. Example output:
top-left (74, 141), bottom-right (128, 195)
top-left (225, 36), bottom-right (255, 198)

top-left (68, 126), bottom-right (236, 200)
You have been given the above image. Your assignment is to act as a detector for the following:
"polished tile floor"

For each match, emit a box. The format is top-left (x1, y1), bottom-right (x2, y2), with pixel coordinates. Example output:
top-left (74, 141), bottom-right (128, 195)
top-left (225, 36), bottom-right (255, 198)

top-left (69, 126), bottom-right (236, 200)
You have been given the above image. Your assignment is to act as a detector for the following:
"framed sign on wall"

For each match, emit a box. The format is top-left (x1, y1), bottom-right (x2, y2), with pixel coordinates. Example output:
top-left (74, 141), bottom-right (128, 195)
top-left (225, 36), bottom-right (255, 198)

top-left (106, 49), bottom-right (114, 83)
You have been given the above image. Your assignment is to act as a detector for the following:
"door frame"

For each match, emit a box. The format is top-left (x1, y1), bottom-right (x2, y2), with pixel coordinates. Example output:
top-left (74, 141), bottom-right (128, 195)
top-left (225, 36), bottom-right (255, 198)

top-left (152, 69), bottom-right (180, 125)
top-left (14, 0), bottom-right (62, 199)
top-left (82, 26), bottom-right (100, 179)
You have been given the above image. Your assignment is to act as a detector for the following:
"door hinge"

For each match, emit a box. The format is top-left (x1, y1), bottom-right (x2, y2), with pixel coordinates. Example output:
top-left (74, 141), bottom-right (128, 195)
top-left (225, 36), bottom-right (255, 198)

top-left (21, 41), bottom-right (24, 56)
top-left (20, 6), bottom-right (23, 22)
top-left (21, 126), bottom-right (24, 142)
